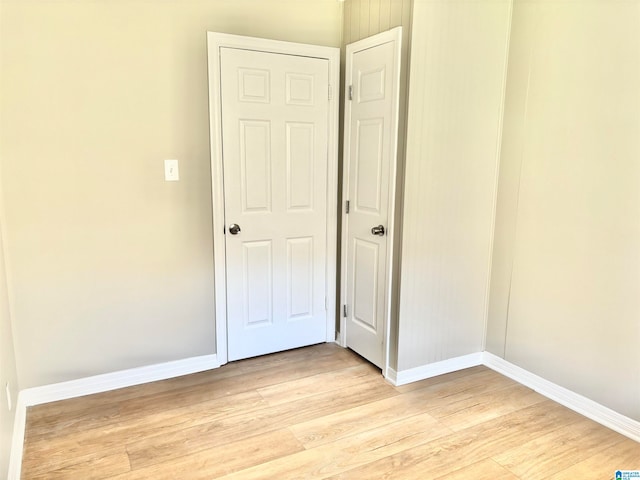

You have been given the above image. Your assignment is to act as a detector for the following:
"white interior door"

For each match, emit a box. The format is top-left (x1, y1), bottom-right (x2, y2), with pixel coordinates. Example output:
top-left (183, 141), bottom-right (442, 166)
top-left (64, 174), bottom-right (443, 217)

top-left (342, 28), bottom-right (402, 369)
top-left (220, 47), bottom-right (330, 362)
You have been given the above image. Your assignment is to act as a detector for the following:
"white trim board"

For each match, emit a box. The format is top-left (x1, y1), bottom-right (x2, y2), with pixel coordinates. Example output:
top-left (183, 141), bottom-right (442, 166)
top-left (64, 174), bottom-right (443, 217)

top-left (207, 32), bottom-right (340, 365)
top-left (386, 352), bottom-right (484, 386)
top-left (7, 397), bottom-right (26, 480)
top-left (7, 354), bottom-right (220, 480)
top-left (482, 352), bottom-right (640, 443)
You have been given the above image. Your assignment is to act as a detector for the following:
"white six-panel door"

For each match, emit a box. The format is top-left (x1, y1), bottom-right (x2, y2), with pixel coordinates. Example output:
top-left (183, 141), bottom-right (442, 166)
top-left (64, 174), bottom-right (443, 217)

top-left (342, 28), bottom-right (402, 369)
top-left (220, 47), bottom-right (330, 361)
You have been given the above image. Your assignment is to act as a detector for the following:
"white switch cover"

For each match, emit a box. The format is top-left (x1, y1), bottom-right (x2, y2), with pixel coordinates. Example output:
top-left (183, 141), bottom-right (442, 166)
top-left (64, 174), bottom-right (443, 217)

top-left (164, 159), bottom-right (179, 181)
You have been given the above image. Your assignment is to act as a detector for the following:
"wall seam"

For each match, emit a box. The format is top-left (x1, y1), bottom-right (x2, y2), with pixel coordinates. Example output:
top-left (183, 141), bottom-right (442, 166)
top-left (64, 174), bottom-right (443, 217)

top-left (481, 0), bottom-right (514, 354)
top-left (502, 4), bottom-right (538, 360)
top-left (391, 0), bottom-right (413, 370)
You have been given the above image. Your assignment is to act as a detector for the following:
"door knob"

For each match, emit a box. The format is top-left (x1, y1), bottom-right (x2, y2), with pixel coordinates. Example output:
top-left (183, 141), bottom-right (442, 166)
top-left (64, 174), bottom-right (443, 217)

top-left (228, 223), bottom-right (241, 235)
top-left (371, 225), bottom-right (385, 236)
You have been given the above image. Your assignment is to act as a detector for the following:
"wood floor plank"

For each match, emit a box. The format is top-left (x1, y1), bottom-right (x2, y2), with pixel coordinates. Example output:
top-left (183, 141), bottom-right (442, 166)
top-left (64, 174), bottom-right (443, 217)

top-left (493, 417), bottom-right (629, 480)
top-left (219, 343), bottom-right (357, 379)
top-left (23, 389), bottom-right (268, 473)
top-left (428, 382), bottom-right (547, 431)
top-left (434, 458), bottom-right (520, 480)
top-left (112, 429), bottom-right (303, 480)
top-left (289, 390), bottom-right (442, 448)
top-left (24, 350), bottom-right (355, 465)
top-left (25, 403), bottom-right (121, 440)
top-left (322, 401), bottom-right (584, 479)
top-left (256, 363), bottom-right (379, 406)
top-left (118, 350), bottom-right (357, 416)
top-left (404, 368), bottom-right (519, 409)
top-left (125, 375), bottom-right (398, 470)
top-left (218, 412), bottom-right (453, 480)
top-left (116, 384), bottom-right (268, 424)
top-left (21, 447), bottom-right (130, 479)
top-left (545, 437), bottom-right (640, 479)
top-left (287, 368), bottom-right (515, 450)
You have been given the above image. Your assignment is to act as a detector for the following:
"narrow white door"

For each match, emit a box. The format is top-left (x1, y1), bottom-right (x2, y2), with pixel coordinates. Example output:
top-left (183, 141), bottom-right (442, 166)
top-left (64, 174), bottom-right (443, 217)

top-left (342, 28), bottom-right (402, 368)
top-left (220, 47), bottom-right (329, 361)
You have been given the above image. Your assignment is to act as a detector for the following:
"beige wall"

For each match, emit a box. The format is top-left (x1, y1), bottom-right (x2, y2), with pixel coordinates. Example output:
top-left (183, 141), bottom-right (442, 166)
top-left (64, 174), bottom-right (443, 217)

top-left (396, 0), bottom-right (511, 371)
top-left (0, 0), bottom-right (343, 389)
top-left (341, 0), bottom-right (412, 369)
top-left (487, 0), bottom-right (640, 421)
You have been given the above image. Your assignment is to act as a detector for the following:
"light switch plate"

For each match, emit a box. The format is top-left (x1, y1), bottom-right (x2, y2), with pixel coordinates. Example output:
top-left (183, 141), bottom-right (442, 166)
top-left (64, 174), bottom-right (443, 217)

top-left (164, 159), bottom-right (179, 181)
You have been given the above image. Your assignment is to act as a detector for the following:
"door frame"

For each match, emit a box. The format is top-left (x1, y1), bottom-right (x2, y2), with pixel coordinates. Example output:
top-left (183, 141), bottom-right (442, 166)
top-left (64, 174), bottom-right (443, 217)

top-left (339, 27), bottom-right (402, 378)
top-left (207, 32), bottom-right (340, 366)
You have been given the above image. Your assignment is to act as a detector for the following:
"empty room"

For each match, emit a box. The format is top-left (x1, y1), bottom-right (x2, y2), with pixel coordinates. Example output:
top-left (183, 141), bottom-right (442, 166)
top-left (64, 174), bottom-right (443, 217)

top-left (0, 0), bottom-right (639, 478)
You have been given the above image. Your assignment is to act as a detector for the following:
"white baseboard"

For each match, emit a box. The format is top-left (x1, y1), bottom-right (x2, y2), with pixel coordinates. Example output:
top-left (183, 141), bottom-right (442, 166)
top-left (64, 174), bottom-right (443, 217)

top-left (7, 397), bottom-right (26, 480)
top-left (18, 354), bottom-right (220, 407)
top-left (482, 352), bottom-right (640, 443)
top-left (386, 352), bottom-right (484, 386)
top-left (7, 354), bottom-right (220, 480)
top-left (385, 366), bottom-right (398, 385)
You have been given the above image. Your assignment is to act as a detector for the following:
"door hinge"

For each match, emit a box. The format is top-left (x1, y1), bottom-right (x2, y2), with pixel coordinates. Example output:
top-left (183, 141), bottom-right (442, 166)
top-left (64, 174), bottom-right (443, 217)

top-left (343, 305), bottom-right (348, 318)
top-left (345, 200), bottom-right (350, 214)
top-left (348, 85), bottom-right (353, 101)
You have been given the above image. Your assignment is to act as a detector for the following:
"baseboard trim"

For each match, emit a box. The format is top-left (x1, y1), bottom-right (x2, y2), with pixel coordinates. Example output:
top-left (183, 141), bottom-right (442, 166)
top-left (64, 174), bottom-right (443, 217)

top-left (7, 354), bottom-right (220, 480)
top-left (19, 354), bottom-right (220, 407)
top-left (7, 396), bottom-right (26, 480)
top-left (386, 352), bottom-right (484, 386)
top-left (385, 366), bottom-right (398, 385)
top-left (482, 352), bottom-right (640, 443)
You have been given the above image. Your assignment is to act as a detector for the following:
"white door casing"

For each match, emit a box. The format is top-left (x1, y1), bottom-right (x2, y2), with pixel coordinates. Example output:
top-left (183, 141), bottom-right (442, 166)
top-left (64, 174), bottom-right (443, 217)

top-left (341, 28), bottom-right (402, 373)
top-left (208, 33), bottom-right (339, 365)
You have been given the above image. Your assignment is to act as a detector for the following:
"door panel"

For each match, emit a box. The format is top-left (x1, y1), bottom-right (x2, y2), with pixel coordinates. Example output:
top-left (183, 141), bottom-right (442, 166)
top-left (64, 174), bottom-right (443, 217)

top-left (240, 120), bottom-right (271, 212)
top-left (343, 30), bottom-right (402, 368)
top-left (243, 241), bottom-right (273, 327)
top-left (287, 237), bottom-right (313, 319)
top-left (221, 48), bottom-right (329, 361)
top-left (355, 119), bottom-right (384, 212)
top-left (286, 123), bottom-right (315, 210)
top-left (359, 68), bottom-right (386, 102)
top-left (238, 68), bottom-right (271, 103)
top-left (286, 74), bottom-right (315, 105)
top-left (353, 238), bottom-right (379, 332)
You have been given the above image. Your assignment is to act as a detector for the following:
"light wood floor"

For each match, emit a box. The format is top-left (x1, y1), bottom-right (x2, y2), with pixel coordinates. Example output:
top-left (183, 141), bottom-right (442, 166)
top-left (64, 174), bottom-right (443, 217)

top-left (22, 344), bottom-right (639, 479)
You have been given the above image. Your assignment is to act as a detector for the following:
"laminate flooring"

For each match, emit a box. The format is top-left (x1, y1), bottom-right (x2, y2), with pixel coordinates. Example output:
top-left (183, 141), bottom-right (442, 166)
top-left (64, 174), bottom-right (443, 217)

top-left (21, 343), bottom-right (640, 479)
